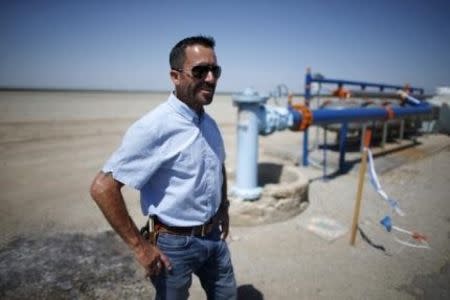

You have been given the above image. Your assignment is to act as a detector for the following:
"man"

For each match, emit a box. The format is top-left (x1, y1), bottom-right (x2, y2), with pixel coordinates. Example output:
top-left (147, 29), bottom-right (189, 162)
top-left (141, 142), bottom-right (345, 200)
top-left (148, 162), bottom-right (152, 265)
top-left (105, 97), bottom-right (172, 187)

top-left (90, 36), bottom-right (237, 299)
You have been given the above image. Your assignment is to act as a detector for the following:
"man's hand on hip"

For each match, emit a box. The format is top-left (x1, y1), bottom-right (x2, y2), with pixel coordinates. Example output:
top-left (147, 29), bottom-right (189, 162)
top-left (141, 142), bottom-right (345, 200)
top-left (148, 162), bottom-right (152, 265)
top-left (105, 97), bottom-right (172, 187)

top-left (133, 239), bottom-right (172, 277)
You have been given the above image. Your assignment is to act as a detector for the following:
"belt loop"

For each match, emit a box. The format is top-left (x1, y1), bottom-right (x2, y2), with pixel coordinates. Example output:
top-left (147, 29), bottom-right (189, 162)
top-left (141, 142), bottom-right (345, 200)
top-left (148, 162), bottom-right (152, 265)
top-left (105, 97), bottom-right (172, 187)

top-left (148, 215), bottom-right (155, 232)
top-left (201, 224), bottom-right (206, 237)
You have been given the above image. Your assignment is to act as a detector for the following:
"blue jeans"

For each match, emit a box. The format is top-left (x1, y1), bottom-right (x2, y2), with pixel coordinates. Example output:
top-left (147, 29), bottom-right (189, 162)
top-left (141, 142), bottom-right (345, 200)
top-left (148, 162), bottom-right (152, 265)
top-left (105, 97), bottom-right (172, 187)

top-left (151, 227), bottom-right (237, 300)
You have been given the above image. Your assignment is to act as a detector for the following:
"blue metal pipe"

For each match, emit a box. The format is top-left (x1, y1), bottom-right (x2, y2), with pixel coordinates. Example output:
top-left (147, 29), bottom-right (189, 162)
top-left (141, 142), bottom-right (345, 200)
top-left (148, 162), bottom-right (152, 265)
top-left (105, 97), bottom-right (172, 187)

top-left (231, 86), bottom-right (432, 201)
top-left (231, 88), bottom-right (269, 200)
top-left (302, 70), bottom-right (425, 167)
top-left (303, 69), bottom-right (313, 166)
top-left (290, 104), bottom-right (432, 127)
top-left (312, 77), bottom-right (424, 95)
top-left (234, 103), bottom-right (261, 197)
top-left (323, 126), bottom-right (328, 179)
top-left (296, 102), bottom-right (431, 174)
top-left (338, 122), bottom-right (348, 172)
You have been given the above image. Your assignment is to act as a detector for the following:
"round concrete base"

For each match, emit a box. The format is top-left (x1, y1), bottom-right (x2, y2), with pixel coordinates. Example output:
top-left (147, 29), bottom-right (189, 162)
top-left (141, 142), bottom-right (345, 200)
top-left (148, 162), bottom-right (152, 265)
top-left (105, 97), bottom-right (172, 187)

top-left (228, 161), bottom-right (309, 226)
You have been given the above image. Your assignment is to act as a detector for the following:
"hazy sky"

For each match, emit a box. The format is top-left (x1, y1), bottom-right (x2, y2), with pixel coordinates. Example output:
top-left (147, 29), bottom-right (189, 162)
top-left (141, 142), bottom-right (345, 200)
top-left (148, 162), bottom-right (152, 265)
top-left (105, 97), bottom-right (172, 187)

top-left (1, 0), bottom-right (449, 93)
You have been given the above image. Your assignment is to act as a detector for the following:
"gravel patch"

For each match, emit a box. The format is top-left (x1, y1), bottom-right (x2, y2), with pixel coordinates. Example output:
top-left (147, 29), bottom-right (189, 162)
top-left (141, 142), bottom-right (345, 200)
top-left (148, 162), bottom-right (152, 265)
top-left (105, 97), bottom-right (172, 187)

top-left (0, 232), bottom-right (154, 300)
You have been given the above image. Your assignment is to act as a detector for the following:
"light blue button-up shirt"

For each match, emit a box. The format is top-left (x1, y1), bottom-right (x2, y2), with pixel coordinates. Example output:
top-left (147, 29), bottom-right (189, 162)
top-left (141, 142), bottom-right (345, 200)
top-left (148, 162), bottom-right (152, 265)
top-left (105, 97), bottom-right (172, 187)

top-left (102, 93), bottom-right (225, 226)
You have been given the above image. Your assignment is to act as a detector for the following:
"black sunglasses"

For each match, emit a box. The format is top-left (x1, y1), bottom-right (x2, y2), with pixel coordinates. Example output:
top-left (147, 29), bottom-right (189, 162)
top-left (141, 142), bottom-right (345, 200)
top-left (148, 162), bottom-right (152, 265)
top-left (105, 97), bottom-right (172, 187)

top-left (174, 64), bottom-right (222, 80)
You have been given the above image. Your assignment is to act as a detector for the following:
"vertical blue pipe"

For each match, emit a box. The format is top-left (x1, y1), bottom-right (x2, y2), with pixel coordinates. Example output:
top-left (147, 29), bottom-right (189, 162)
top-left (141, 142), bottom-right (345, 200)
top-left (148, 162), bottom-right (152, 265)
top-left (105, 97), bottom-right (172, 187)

top-left (231, 88), bottom-right (268, 200)
top-left (235, 103), bottom-right (260, 194)
top-left (303, 130), bottom-right (309, 166)
top-left (338, 122), bottom-right (348, 173)
top-left (303, 69), bottom-right (312, 166)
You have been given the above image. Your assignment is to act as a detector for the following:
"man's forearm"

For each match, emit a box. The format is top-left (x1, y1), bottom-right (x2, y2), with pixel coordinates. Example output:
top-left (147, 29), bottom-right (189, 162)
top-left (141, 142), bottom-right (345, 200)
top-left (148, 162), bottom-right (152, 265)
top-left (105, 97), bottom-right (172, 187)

top-left (90, 172), bottom-right (172, 275)
top-left (90, 172), bottom-right (143, 251)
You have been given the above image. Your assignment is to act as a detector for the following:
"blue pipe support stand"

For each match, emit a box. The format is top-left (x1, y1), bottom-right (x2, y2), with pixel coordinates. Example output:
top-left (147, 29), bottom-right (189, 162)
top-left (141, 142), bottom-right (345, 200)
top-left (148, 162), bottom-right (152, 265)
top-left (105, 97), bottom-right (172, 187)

top-left (231, 88), bottom-right (269, 200)
top-left (338, 122), bottom-right (348, 173)
top-left (303, 70), bottom-right (313, 167)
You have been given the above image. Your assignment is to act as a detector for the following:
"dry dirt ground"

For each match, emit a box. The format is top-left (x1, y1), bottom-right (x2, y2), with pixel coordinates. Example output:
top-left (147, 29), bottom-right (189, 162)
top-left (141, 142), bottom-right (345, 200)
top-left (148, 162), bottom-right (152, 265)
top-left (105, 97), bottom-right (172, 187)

top-left (0, 91), bottom-right (449, 299)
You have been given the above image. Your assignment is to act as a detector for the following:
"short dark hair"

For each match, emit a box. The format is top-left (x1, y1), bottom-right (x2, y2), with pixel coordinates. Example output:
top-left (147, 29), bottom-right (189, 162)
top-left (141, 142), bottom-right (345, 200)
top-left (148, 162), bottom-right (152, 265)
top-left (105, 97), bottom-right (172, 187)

top-left (169, 36), bottom-right (216, 70)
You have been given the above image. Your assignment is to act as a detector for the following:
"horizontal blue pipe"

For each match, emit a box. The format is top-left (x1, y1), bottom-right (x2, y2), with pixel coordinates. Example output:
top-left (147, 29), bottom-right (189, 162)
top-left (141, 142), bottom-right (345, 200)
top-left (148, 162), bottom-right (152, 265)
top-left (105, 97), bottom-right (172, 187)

top-left (290, 104), bottom-right (432, 127)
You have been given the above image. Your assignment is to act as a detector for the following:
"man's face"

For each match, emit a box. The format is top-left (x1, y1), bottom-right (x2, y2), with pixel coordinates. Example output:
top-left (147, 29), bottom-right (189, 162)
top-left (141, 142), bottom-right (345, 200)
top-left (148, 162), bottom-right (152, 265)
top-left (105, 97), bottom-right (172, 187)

top-left (171, 45), bottom-right (219, 111)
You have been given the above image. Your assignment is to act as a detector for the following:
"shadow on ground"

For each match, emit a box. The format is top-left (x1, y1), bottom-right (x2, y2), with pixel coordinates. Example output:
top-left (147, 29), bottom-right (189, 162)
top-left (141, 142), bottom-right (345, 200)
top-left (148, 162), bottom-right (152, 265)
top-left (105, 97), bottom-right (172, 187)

top-left (308, 140), bottom-right (422, 182)
top-left (238, 284), bottom-right (264, 299)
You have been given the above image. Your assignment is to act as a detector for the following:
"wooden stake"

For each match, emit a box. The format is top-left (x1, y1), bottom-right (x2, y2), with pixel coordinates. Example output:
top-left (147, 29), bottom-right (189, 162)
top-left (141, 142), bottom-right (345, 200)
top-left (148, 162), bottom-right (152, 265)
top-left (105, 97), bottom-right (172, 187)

top-left (350, 129), bottom-right (372, 246)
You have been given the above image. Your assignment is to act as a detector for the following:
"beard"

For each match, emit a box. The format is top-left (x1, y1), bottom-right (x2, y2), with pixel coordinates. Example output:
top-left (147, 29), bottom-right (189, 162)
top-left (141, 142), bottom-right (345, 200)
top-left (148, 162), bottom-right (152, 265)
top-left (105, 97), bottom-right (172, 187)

top-left (177, 81), bottom-right (216, 109)
top-left (195, 82), bottom-right (216, 105)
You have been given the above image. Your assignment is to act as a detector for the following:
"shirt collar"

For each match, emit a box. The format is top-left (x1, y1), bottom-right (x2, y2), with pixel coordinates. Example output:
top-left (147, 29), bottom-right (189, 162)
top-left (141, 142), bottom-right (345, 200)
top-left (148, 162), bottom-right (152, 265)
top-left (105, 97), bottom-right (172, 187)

top-left (168, 92), bottom-right (203, 124)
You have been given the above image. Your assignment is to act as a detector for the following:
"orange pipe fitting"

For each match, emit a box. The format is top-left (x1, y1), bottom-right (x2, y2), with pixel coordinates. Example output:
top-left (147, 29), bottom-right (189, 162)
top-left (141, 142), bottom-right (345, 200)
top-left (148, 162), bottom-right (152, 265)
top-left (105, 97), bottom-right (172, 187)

top-left (291, 103), bottom-right (313, 131)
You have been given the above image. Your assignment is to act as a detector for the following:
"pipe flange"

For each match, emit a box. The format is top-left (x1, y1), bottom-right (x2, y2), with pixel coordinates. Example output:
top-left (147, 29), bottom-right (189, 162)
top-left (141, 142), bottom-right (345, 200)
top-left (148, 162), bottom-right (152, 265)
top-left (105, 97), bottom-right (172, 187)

top-left (291, 103), bottom-right (313, 131)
